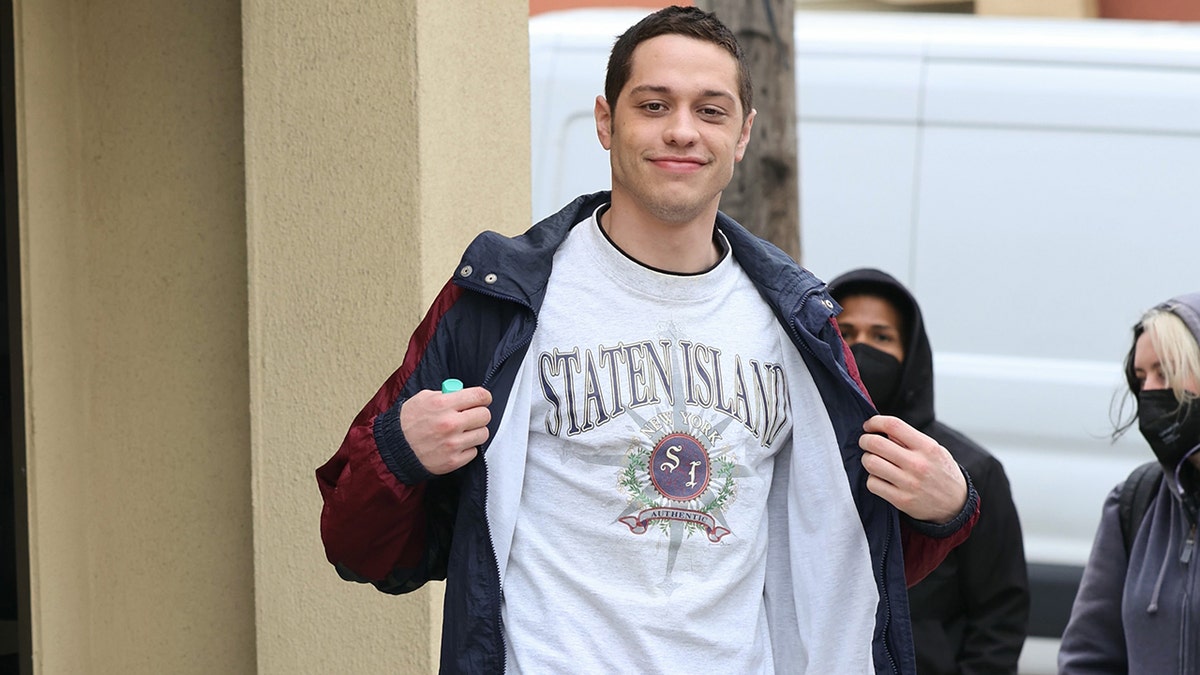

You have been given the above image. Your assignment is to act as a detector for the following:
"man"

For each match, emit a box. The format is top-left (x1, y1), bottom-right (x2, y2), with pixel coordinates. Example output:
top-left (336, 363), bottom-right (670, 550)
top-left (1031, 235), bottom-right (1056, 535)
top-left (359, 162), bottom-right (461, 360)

top-left (317, 7), bottom-right (978, 673)
top-left (829, 268), bottom-right (1030, 675)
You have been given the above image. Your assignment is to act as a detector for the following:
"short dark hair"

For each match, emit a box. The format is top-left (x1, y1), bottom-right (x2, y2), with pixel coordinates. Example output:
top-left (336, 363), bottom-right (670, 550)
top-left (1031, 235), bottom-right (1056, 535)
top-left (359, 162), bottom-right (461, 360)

top-left (604, 6), bottom-right (753, 119)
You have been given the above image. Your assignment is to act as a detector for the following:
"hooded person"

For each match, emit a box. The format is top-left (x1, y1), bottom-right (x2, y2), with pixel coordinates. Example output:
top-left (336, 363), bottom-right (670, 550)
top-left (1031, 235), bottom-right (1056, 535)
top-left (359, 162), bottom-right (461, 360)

top-left (828, 268), bottom-right (1030, 675)
top-left (1059, 291), bottom-right (1200, 673)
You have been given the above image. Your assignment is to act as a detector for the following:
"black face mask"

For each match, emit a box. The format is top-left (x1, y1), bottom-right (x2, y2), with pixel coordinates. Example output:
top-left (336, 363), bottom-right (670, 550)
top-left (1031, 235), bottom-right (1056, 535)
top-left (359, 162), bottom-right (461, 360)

top-left (1138, 389), bottom-right (1200, 470)
top-left (850, 343), bottom-right (902, 413)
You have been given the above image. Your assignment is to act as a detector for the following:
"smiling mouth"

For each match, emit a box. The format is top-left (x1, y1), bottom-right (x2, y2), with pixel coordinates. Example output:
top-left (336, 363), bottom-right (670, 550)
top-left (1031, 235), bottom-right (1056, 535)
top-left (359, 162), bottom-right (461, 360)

top-left (652, 158), bottom-right (706, 172)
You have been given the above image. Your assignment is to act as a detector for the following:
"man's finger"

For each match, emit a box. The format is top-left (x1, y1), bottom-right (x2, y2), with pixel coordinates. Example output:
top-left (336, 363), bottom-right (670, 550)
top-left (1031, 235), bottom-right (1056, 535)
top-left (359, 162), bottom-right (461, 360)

top-left (441, 386), bottom-right (493, 412)
top-left (859, 429), bottom-right (910, 468)
top-left (861, 448), bottom-right (907, 489)
top-left (862, 414), bottom-right (923, 449)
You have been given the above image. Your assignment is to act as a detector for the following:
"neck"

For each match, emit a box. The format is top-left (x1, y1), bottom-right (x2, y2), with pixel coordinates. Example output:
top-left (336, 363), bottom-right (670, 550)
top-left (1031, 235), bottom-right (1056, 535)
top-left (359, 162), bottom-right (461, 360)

top-left (600, 198), bottom-right (722, 274)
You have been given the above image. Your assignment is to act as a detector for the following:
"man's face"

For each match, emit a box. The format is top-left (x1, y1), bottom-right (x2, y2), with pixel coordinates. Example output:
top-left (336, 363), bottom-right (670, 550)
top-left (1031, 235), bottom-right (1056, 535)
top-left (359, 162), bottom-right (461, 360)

top-left (594, 34), bottom-right (755, 224)
top-left (837, 294), bottom-right (906, 364)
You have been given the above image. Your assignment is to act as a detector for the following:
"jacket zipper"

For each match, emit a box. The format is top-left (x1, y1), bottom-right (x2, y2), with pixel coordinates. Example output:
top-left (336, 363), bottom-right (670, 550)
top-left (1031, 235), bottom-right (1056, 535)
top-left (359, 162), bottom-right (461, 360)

top-left (1182, 520), bottom-right (1196, 674)
top-left (461, 279), bottom-right (539, 389)
top-left (784, 286), bottom-right (900, 675)
top-left (458, 278), bottom-right (538, 675)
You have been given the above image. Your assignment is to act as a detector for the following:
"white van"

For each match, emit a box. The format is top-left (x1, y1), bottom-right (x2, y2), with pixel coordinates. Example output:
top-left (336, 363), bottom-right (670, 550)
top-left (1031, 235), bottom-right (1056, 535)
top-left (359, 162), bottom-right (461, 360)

top-left (530, 9), bottom-right (1200, 673)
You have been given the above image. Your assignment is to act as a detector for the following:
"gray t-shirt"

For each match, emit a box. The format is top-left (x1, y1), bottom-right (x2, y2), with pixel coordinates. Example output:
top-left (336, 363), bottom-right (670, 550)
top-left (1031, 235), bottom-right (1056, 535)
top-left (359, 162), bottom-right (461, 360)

top-left (502, 209), bottom-right (796, 673)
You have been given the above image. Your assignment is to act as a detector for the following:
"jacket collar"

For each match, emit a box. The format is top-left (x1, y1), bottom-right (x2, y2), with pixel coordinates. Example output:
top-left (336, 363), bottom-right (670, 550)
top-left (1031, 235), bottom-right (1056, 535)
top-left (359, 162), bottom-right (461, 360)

top-left (455, 191), bottom-right (608, 309)
top-left (455, 191), bottom-right (832, 334)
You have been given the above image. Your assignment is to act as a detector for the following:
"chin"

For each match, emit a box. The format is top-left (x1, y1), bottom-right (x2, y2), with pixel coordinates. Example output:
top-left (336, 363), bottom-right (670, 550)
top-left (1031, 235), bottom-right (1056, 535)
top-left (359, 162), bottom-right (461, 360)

top-left (649, 190), bottom-right (721, 222)
top-left (646, 200), bottom-right (709, 225)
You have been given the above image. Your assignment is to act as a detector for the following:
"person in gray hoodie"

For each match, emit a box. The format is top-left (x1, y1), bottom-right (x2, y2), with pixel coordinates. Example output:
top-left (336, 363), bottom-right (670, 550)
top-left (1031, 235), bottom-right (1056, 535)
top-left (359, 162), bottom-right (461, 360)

top-left (1059, 291), bottom-right (1200, 673)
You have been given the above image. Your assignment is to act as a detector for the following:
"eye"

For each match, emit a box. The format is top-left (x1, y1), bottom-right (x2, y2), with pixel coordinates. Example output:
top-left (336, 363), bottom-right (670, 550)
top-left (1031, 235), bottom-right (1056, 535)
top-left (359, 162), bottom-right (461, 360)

top-left (698, 106), bottom-right (728, 120)
top-left (641, 102), bottom-right (666, 113)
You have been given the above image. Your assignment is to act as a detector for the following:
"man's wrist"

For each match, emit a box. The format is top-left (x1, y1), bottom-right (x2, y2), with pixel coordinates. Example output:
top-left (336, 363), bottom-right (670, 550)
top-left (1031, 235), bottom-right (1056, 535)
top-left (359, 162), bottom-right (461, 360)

top-left (907, 465), bottom-right (977, 538)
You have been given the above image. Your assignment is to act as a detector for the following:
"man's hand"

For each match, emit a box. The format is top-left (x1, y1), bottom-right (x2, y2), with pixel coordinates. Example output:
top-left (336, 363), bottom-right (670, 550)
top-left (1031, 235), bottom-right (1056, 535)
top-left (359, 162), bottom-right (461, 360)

top-left (859, 415), bottom-right (967, 524)
top-left (400, 386), bottom-right (492, 475)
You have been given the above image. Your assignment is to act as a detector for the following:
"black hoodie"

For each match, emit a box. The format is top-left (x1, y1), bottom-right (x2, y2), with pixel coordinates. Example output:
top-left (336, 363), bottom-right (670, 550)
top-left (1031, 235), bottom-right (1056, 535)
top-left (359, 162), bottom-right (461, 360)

top-left (829, 268), bottom-right (1030, 675)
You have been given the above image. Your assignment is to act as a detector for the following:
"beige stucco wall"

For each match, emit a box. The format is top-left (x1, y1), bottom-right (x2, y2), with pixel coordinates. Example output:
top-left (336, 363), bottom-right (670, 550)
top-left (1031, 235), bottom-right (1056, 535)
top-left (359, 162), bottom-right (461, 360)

top-left (13, 0), bottom-right (526, 671)
top-left (12, 0), bottom-right (90, 670)
top-left (14, 0), bottom-right (252, 672)
top-left (75, 1), bottom-right (254, 671)
top-left (242, 1), bottom-right (529, 673)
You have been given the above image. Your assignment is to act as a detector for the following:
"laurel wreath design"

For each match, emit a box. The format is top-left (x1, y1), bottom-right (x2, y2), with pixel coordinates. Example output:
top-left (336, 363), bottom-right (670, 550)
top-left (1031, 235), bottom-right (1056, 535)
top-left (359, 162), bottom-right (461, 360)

top-left (702, 458), bottom-right (737, 514)
top-left (619, 448), bottom-right (658, 507)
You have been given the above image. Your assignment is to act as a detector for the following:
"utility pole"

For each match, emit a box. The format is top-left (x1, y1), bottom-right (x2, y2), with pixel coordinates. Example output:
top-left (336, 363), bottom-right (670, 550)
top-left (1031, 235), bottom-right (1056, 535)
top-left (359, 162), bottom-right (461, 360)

top-left (701, 0), bottom-right (801, 262)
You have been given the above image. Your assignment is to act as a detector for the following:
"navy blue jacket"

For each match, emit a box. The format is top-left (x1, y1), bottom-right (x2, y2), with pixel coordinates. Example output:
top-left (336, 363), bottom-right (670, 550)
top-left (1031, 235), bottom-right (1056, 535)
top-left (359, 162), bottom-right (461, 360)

top-left (318, 193), bottom-right (977, 673)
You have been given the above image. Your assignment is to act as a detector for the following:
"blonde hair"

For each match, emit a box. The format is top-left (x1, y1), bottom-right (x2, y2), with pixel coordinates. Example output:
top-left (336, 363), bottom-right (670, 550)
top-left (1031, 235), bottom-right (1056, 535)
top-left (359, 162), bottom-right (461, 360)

top-left (1141, 309), bottom-right (1200, 404)
top-left (1113, 308), bottom-right (1200, 438)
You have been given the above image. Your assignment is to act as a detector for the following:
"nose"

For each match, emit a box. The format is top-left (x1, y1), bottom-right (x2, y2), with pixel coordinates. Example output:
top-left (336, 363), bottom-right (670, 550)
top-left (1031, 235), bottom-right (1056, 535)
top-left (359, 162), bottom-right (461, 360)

top-left (664, 111), bottom-right (699, 146)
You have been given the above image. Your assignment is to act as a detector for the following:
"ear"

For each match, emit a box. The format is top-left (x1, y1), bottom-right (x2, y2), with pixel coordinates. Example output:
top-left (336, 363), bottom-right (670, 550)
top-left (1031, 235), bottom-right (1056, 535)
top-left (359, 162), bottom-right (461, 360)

top-left (734, 108), bottom-right (756, 162)
top-left (594, 95), bottom-right (613, 150)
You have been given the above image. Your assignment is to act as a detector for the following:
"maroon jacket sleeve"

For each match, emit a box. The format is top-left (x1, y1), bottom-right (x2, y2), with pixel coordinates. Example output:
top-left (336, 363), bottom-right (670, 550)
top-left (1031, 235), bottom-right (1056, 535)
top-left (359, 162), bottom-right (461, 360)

top-left (315, 281), bottom-right (462, 585)
top-left (901, 492), bottom-right (980, 587)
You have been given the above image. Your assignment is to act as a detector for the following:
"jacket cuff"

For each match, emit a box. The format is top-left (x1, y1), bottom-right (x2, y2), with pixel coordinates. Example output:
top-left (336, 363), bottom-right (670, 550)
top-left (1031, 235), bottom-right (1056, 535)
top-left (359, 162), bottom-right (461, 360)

top-left (374, 397), bottom-right (435, 485)
top-left (906, 464), bottom-right (978, 539)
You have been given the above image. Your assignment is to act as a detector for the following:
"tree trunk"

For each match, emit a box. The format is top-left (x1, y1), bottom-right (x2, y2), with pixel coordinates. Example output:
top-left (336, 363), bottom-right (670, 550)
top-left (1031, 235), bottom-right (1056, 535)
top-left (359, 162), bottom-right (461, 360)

top-left (700, 0), bottom-right (801, 263)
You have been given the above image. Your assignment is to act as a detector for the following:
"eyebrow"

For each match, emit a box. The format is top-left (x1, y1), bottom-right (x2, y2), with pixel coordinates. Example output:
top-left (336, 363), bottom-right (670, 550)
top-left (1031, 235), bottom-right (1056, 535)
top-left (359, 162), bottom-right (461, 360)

top-left (627, 84), bottom-right (736, 103)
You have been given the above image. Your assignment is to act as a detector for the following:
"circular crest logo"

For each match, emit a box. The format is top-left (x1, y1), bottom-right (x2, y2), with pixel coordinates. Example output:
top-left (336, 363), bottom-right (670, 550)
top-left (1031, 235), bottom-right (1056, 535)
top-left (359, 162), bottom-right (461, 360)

top-left (649, 433), bottom-right (710, 501)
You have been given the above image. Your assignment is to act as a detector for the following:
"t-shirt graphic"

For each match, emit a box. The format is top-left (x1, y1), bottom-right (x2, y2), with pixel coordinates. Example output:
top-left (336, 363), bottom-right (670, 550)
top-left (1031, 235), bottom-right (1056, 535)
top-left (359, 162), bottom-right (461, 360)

top-left (539, 319), bottom-right (790, 565)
